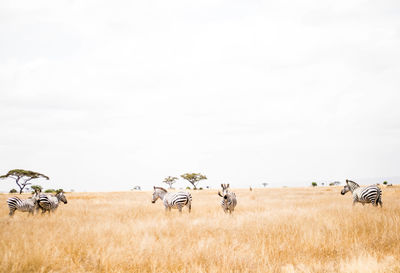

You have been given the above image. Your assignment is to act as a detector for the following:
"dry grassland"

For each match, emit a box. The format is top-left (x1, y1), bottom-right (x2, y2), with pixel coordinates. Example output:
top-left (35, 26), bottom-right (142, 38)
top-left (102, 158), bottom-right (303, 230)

top-left (1, 186), bottom-right (400, 273)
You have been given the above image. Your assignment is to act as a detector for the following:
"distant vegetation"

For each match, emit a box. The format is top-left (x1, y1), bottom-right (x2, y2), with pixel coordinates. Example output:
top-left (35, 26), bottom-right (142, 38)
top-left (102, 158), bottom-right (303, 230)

top-left (180, 173), bottom-right (207, 189)
top-left (0, 169), bottom-right (49, 194)
top-left (163, 176), bottom-right (178, 189)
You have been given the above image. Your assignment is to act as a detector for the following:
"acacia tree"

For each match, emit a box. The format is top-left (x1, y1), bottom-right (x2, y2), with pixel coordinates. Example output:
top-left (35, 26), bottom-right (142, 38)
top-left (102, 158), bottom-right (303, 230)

top-left (0, 169), bottom-right (49, 194)
top-left (180, 173), bottom-right (207, 189)
top-left (163, 176), bottom-right (178, 189)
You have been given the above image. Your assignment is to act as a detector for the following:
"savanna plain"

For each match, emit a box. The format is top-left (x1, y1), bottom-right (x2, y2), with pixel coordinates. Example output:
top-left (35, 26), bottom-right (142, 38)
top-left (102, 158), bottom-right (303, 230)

top-left (1, 187), bottom-right (400, 273)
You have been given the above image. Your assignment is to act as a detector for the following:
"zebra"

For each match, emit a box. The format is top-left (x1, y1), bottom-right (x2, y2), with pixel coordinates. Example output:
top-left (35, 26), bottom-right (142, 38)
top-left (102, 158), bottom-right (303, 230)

top-left (341, 179), bottom-right (382, 207)
top-left (37, 190), bottom-right (68, 214)
top-left (7, 189), bottom-right (41, 216)
top-left (218, 183), bottom-right (237, 214)
top-left (151, 186), bottom-right (192, 213)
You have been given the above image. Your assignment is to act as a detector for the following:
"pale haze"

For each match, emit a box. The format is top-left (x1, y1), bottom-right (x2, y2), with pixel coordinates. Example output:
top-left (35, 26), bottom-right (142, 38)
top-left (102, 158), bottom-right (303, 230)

top-left (1, 0), bottom-right (399, 192)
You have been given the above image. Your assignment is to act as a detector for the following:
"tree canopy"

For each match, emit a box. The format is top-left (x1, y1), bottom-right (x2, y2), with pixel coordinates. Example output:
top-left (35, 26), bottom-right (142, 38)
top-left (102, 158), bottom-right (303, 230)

top-left (163, 176), bottom-right (178, 188)
top-left (180, 173), bottom-right (207, 189)
top-left (0, 169), bottom-right (49, 194)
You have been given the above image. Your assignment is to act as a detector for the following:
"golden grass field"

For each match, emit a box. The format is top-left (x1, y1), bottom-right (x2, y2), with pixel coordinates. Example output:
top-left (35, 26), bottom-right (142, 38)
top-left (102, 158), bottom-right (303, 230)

top-left (1, 186), bottom-right (400, 273)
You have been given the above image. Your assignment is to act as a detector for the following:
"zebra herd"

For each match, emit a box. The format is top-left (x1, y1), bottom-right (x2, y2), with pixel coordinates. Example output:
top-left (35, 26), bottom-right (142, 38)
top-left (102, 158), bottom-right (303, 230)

top-left (151, 184), bottom-right (237, 214)
top-left (151, 180), bottom-right (383, 214)
top-left (5, 179), bottom-right (383, 216)
top-left (6, 189), bottom-right (68, 216)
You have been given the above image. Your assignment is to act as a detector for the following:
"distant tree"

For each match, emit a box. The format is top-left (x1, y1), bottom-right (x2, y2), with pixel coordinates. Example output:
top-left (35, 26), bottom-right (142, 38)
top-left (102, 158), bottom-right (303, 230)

top-left (180, 173), bottom-right (207, 190)
top-left (311, 182), bottom-right (317, 187)
top-left (383, 181), bottom-right (388, 185)
top-left (0, 169), bottom-right (49, 194)
top-left (45, 189), bottom-right (56, 193)
top-left (31, 185), bottom-right (42, 193)
top-left (321, 182), bottom-right (325, 186)
top-left (163, 176), bottom-right (178, 189)
top-left (9, 189), bottom-right (17, 193)
top-left (261, 183), bottom-right (268, 188)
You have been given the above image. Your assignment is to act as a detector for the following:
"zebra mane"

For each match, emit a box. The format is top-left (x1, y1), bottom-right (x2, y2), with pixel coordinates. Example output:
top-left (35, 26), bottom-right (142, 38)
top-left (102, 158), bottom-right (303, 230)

top-left (154, 186), bottom-right (167, 192)
top-left (346, 179), bottom-right (360, 187)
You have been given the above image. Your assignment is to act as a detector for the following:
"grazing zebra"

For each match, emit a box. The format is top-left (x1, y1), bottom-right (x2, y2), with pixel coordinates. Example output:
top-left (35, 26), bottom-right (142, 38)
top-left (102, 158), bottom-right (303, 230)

top-left (38, 190), bottom-right (68, 214)
top-left (151, 186), bottom-right (192, 213)
top-left (341, 179), bottom-right (382, 207)
top-left (218, 184), bottom-right (237, 214)
top-left (7, 190), bottom-right (41, 216)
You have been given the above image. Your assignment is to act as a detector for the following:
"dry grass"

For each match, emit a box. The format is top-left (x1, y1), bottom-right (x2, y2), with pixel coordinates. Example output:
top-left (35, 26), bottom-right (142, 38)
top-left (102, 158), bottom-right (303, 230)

top-left (1, 186), bottom-right (400, 273)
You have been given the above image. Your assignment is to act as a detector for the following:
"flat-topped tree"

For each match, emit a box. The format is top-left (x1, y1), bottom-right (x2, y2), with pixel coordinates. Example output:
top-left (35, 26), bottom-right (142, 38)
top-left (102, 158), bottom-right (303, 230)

top-left (163, 176), bottom-right (178, 189)
top-left (180, 173), bottom-right (207, 190)
top-left (0, 169), bottom-right (49, 194)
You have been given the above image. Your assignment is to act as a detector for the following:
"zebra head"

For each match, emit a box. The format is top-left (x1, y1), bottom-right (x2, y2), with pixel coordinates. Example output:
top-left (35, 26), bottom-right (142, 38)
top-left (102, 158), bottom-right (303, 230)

top-left (31, 188), bottom-right (41, 204)
top-left (56, 191), bottom-right (68, 204)
top-left (220, 184), bottom-right (230, 195)
top-left (219, 184), bottom-right (231, 200)
top-left (152, 186), bottom-right (167, 203)
top-left (341, 179), bottom-right (360, 195)
top-left (341, 184), bottom-right (351, 195)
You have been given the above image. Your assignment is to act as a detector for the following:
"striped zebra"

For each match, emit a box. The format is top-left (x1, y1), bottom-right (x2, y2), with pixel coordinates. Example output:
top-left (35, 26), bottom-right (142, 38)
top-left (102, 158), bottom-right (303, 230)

top-left (37, 190), bottom-right (68, 214)
top-left (341, 179), bottom-right (382, 207)
top-left (151, 186), bottom-right (192, 213)
top-left (218, 184), bottom-right (237, 214)
top-left (7, 190), bottom-right (41, 216)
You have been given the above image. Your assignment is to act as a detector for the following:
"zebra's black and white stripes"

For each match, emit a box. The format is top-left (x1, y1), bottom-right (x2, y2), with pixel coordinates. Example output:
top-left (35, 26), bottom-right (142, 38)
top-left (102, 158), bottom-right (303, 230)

top-left (218, 184), bottom-right (237, 214)
top-left (38, 191), bottom-right (68, 214)
top-left (152, 186), bottom-right (192, 213)
top-left (341, 179), bottom-right (382, 207)
top-left (7, 190), bottom-right (41, 216)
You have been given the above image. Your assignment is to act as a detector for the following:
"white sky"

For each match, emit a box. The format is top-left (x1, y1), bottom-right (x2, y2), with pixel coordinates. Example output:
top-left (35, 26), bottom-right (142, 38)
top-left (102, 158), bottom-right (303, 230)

top-left (1, 0), bottom-right (399, 192)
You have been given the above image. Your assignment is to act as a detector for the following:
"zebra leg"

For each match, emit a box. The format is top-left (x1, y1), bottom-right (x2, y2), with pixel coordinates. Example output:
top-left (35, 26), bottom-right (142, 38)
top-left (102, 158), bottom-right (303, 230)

top-left (9, 208), bottom-right (16, 216)
top-left (178, 206), bottom-right (182, 213)
top-left (188, 203), bottom-right (191, 213)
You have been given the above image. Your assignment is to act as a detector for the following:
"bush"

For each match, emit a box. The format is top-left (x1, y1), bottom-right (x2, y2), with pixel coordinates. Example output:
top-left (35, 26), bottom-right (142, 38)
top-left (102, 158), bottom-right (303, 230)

top-left (383, 181), bottom-right (388, 185)
top-left (186, 187), bottom-right (191, 190)
top-left (9, 189), bottom-right (17, 193)
top-left (45, 189), bottom-right (56, 193)
top-left (311, 182), bottom-right (317, 187)
top-left (199, 187), bottom-right (203, 190)
top-left (31, 185), bottom-right (43, 192)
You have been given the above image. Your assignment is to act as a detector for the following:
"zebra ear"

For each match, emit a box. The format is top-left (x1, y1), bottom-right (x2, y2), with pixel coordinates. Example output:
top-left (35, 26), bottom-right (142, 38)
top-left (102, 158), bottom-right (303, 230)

top-left (221, 184), bottom-right (223, 188)
top-left (227, 184), bottom-right (230, 188)
top-left (218, 191), bottom-right (223, 197)
top-left (153, 186), bottom-right (156, 190)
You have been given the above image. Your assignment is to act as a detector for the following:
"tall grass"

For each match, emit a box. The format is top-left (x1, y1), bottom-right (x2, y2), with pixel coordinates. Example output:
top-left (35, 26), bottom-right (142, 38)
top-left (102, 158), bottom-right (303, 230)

top-left (1, 187), bottom-right (399, 272)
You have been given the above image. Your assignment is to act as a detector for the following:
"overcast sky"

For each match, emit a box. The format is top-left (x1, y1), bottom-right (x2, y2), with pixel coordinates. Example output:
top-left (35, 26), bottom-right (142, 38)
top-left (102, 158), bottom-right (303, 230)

top-left (1, 0), bottom-right (399, 192)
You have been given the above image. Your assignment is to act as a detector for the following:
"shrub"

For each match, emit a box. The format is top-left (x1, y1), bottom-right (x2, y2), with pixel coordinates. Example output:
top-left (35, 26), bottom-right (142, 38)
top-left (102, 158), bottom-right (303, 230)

top-left (383, 181), bottom-right (388, 185)
top-left (31, 185), bottom-right (43, 193)
top-left (311, 182), bottom-right (317, 187)
top-left (45, 189), bottom-right (56, 193)
top-left (9, 189), bottom-right (17, 193)
top-left (186, 187), bottom-right (191, 190)
top-left (199, 187), bottom-right (203, 190)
